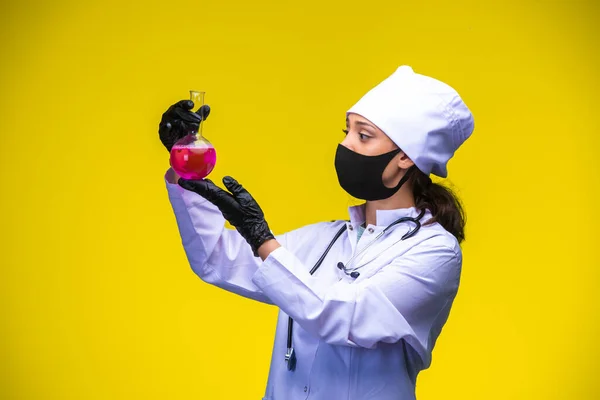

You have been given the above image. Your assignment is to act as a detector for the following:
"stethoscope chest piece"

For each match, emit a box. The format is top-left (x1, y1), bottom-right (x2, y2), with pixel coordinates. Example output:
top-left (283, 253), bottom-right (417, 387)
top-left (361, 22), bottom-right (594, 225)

top-left (285, 347), bottom-right (296, 371)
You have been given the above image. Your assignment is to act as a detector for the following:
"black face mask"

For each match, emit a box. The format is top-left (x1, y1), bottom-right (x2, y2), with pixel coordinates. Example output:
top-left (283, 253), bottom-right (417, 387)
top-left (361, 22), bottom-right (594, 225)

top-left (334, 144), bottom-right (411, 201)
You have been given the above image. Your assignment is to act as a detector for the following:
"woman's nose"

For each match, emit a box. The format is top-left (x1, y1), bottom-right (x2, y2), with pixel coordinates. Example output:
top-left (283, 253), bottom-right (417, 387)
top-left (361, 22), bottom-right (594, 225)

top-left (340, 135), bottom-right (354, 151)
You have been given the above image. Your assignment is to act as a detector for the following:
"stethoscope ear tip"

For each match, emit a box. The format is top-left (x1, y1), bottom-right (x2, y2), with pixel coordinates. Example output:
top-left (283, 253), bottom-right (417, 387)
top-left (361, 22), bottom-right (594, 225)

top-left (338, 262), bottom-right (359, 278)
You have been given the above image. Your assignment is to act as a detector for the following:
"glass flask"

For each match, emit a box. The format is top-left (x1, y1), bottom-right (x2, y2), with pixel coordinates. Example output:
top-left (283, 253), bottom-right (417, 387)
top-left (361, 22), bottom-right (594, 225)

top-left (169, 90), bottom-right (217, 180)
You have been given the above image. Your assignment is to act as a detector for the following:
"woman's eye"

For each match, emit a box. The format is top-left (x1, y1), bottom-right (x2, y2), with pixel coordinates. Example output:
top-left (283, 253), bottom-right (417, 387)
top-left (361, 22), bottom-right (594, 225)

top-left (342, 129), bottom-right (370, 140)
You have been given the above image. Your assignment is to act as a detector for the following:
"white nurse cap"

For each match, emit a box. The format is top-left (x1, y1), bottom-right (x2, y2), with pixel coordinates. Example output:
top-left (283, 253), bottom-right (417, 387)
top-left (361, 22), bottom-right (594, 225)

top-left (347, 65), bottom-right (474, 178)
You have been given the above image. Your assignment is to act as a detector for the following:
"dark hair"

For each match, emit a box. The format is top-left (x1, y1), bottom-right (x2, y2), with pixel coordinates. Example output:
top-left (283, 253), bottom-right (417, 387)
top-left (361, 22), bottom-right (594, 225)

top-left (408, 167), bottom-right (466, 243)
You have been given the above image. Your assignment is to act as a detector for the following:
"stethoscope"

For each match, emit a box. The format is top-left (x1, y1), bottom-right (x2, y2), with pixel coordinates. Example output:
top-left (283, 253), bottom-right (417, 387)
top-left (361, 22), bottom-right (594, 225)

top-left (284, 209), bottom-right (427, 371)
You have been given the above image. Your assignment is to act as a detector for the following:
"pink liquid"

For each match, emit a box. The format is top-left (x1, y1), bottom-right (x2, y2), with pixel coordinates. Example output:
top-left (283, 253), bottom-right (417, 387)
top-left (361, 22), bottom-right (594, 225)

top-left (170, 145), bottom-right (217, 180)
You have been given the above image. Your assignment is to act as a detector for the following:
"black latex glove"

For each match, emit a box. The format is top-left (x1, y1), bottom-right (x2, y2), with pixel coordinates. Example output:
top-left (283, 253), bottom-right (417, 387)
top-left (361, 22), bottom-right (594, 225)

top-left (159, 100), bottom-right (211, 152)
top-left (177, 176), bottom-right (275, 257)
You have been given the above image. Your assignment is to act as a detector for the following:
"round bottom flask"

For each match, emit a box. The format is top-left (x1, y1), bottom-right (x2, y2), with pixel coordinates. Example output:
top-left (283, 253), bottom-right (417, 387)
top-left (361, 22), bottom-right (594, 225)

top-left (169, 90), bottom-right (216, 180)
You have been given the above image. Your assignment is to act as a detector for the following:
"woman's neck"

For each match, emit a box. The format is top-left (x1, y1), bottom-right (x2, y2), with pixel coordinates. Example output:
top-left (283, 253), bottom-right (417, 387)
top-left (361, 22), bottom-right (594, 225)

top-left (364, 186), bottom-right (415, 226)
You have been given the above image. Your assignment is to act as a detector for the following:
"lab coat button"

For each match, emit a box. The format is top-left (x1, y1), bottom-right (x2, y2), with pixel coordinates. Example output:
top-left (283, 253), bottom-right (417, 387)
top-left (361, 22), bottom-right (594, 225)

top-left (368, 227), bottom-right (374, 233)
top-left (348, 225), bottom-right (353, 231)
top-left (304, 386), bottom-right (308, 392)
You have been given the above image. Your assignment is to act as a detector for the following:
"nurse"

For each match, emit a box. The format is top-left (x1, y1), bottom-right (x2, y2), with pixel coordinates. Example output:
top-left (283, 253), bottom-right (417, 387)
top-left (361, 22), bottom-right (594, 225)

top-left (159, 65), bottom-right (474, 400)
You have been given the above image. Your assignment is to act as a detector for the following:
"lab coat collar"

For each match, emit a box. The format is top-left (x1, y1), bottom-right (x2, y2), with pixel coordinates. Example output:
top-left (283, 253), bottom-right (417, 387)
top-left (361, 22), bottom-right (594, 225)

top-left (348, 203), bottom-right (424, 227)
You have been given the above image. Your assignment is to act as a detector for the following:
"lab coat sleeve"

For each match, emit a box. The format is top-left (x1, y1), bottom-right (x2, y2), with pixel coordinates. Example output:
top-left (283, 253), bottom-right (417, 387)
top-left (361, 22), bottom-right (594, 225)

top-left (251, 235), bottom-right (462, 367)
top-left (165, 168), bottom-right (287, 305)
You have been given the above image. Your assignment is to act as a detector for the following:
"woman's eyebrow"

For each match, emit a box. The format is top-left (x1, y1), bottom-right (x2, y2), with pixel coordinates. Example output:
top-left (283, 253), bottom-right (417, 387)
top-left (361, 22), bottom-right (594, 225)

top-left (346, 118), bottom-right (377, 132)
top-left (356, 121), bottom-right (377, 131)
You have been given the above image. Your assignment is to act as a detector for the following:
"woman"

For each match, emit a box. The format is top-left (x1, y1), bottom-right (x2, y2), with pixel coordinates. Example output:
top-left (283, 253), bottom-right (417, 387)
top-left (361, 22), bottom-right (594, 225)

top-left (159, 65), bottom-right (474, 400)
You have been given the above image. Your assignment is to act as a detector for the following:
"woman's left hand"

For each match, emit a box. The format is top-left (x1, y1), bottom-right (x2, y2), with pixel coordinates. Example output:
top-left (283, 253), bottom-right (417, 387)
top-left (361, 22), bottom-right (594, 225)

top-left (178, 176), bottom-right (275, 257)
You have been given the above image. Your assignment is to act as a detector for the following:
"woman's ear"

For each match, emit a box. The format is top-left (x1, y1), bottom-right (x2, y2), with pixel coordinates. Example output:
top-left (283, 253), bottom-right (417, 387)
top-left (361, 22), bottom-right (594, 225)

top-left (397, 151), bottom-right (415, 170)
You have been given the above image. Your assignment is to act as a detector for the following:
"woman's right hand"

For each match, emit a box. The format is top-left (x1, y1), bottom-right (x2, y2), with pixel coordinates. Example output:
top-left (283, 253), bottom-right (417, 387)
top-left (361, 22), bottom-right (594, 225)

top-left (158, 100), bottom-right (210, 152)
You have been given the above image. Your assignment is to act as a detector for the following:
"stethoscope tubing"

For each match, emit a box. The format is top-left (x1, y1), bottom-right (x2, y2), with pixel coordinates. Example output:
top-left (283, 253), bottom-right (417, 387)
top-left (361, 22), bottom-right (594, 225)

top-left (285, 208), bottom-right (426, 371)
top-left (339, 209), bottom-right (426, 277)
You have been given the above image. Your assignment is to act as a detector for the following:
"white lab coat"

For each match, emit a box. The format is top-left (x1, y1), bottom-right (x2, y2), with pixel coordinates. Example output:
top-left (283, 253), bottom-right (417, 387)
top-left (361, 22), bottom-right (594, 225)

top-left (165, 169), bottom-right (462, 400)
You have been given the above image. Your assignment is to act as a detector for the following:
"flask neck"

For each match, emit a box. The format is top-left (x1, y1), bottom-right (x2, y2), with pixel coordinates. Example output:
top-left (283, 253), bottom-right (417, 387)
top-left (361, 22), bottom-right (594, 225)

top-left (187, 122), bottom-right (203, 138)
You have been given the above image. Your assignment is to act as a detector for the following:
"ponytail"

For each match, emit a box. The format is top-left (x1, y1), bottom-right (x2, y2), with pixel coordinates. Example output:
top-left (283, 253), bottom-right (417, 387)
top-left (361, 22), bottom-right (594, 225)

top-left (408, 167), bottom-right (466, 243)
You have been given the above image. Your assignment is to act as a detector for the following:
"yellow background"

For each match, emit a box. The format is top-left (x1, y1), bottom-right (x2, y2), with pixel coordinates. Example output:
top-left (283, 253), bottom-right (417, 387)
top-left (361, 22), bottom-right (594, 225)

top-left (1, 0), bottom-right (598, 398)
